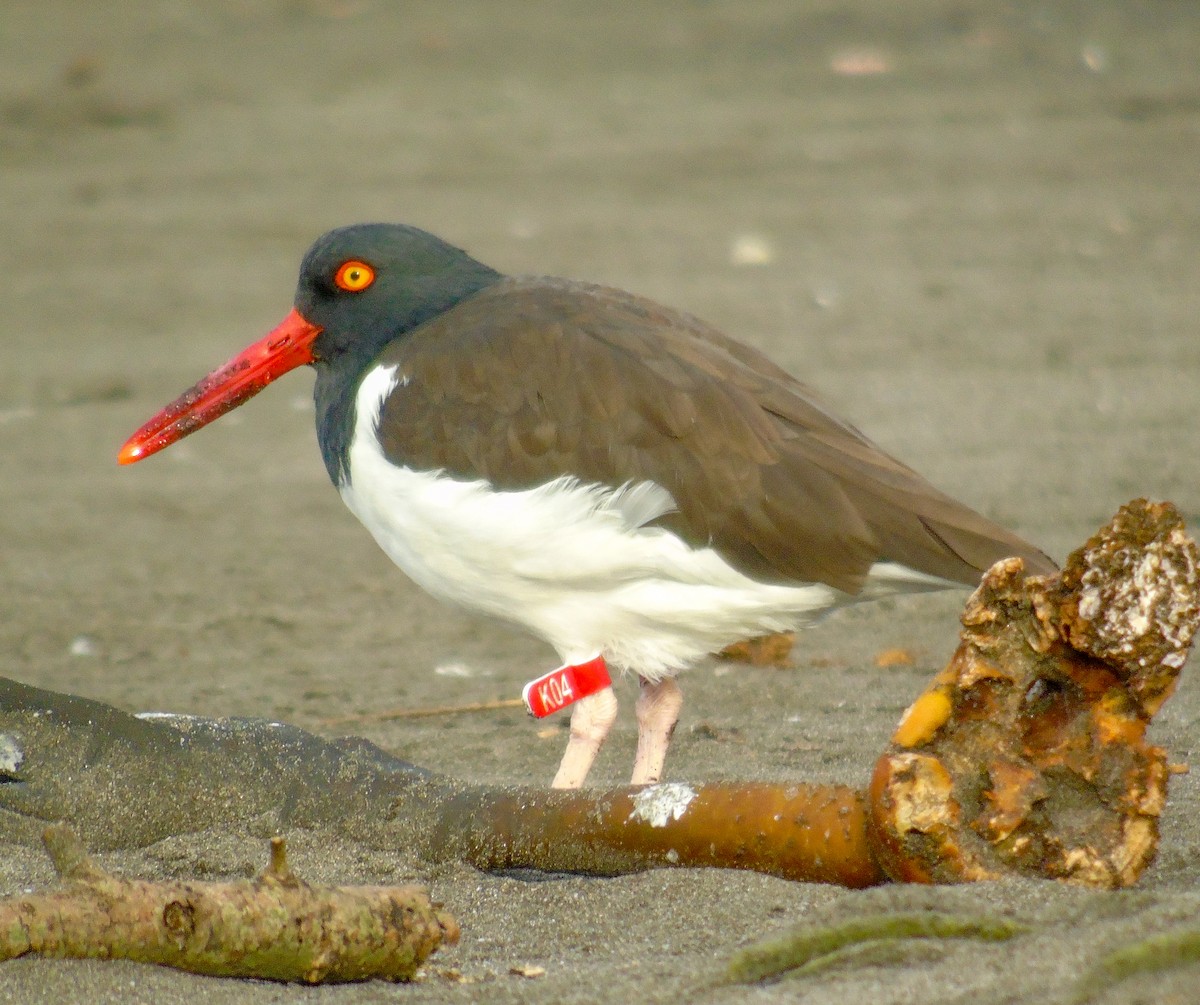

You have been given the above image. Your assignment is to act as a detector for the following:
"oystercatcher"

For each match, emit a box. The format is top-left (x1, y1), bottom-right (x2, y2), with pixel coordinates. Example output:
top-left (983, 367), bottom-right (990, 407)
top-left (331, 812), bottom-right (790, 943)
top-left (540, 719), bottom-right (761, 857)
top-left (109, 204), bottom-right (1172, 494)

top-left (119, 223), bottom-right (1055, 788)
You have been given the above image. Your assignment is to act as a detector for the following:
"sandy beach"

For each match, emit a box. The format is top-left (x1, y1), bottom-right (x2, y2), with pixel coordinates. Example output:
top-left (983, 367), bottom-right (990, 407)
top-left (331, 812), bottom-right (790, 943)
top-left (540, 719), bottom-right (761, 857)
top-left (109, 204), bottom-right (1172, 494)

top-left (2, 2), bottom-right (1199, 1001)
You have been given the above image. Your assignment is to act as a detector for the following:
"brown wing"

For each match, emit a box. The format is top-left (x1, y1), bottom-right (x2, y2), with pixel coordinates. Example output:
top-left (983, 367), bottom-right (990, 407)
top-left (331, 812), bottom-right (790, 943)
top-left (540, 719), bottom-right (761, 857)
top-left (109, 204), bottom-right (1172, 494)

top-left (373, 277), bottom-right (1055, 592)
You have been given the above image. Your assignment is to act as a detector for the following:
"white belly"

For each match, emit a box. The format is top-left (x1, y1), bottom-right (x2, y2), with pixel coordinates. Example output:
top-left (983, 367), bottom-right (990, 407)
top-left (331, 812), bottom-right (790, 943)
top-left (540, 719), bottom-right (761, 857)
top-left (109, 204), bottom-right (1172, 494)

top-left (340, 365), bottom-right (953, 679)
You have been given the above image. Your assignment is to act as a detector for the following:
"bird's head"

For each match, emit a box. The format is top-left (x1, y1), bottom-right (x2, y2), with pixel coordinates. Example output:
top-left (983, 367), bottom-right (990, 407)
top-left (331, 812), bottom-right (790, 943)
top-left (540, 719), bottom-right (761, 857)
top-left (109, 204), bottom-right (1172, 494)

top-left (117, 223), bottom-right (500, 465)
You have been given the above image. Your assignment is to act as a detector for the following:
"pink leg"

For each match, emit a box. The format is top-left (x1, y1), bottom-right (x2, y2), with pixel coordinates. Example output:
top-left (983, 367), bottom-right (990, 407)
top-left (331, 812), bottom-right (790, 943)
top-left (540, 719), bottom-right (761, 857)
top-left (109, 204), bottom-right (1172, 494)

top-left (551, 686), bottom-right (619, 789)
top-left (631, 676), bottom-right (683, 785)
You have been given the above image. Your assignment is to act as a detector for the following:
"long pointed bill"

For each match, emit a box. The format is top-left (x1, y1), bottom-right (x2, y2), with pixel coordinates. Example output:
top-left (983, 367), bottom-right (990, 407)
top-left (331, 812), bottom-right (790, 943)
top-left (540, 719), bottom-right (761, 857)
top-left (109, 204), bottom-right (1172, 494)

top-left (117, 308), bottom-right (323, 465)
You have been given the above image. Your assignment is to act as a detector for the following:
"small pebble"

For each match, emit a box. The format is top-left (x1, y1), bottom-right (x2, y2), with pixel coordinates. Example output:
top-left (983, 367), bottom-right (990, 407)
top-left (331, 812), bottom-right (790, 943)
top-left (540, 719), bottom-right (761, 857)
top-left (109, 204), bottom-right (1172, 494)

top-left (729, 234), bottom-right (774, 266)
top-left (830, 48), bottom-right (892, 76)
top-left (0, 733), bottom-right (23, 776)
top-left (69, 635), bottom-right (98, 657)
top-left (1081, 43), bottom-right (1108, 73)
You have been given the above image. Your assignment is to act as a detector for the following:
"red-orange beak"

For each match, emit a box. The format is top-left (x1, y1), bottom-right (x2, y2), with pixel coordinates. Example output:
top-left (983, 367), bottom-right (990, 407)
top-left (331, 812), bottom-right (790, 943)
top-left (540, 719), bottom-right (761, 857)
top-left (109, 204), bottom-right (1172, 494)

top-left (117, 308), bottom-right (323, 465)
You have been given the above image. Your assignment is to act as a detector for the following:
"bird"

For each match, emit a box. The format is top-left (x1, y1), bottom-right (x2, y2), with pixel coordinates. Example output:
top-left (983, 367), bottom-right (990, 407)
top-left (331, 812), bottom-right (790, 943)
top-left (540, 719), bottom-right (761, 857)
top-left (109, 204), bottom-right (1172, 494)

top-left (119, 222), bottom-right (1056, 789)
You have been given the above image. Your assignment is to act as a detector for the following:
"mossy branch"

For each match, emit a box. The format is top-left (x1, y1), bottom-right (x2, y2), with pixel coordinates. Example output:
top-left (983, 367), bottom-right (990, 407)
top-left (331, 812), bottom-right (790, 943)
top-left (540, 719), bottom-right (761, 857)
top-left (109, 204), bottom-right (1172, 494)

top-left (725, 911), bottom-right (1028, 984)
top-left (0, 825), bottom-right (457, 983)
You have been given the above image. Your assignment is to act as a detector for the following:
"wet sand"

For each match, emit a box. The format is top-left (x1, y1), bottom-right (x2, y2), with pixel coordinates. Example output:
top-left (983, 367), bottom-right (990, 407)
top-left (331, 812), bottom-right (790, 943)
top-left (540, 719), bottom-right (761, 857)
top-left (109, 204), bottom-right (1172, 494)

top-left (2, 2), bottom-right (1199, 1001)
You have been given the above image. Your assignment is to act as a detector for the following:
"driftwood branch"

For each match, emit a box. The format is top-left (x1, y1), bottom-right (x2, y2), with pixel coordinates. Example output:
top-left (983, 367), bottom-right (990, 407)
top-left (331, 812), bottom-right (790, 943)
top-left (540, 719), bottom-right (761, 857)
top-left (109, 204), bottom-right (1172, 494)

top-left (0, 825), bottom-right (456, 982)
top-left (0, 499), bottom-right (1194, 896)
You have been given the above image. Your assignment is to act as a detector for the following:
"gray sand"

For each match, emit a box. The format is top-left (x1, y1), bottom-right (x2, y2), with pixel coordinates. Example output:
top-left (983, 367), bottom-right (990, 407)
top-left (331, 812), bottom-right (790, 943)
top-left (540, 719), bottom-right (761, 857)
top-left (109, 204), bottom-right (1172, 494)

top-left (2, 2), bottom-right (1199, 1001)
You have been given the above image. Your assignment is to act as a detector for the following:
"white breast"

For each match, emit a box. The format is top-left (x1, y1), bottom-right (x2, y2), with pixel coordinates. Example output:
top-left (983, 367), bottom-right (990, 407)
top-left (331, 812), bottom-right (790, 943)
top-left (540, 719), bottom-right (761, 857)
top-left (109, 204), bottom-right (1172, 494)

top-left (339, 365), bottom-right (954, 679)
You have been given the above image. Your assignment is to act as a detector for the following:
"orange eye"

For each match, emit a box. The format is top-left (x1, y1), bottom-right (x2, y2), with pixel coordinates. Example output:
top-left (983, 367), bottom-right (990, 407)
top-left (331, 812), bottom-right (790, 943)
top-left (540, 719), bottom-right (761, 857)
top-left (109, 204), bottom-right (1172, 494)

top-left (334, 260), bottom-right (375, 292)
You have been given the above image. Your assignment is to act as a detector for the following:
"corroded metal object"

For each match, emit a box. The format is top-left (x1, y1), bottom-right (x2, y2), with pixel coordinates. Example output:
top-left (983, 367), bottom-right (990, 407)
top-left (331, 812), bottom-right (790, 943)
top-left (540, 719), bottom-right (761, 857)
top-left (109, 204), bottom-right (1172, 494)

top-left (869, 499), bottom-right (1198, 887)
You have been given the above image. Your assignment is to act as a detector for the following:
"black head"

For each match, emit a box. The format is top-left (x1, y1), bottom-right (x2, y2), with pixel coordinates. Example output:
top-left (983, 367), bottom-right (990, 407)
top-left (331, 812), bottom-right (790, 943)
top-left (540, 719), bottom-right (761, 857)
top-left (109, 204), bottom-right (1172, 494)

top-left (297, 223), bottom-right (503, 371)
top-left (297, 224), bottom-right (502, 486)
